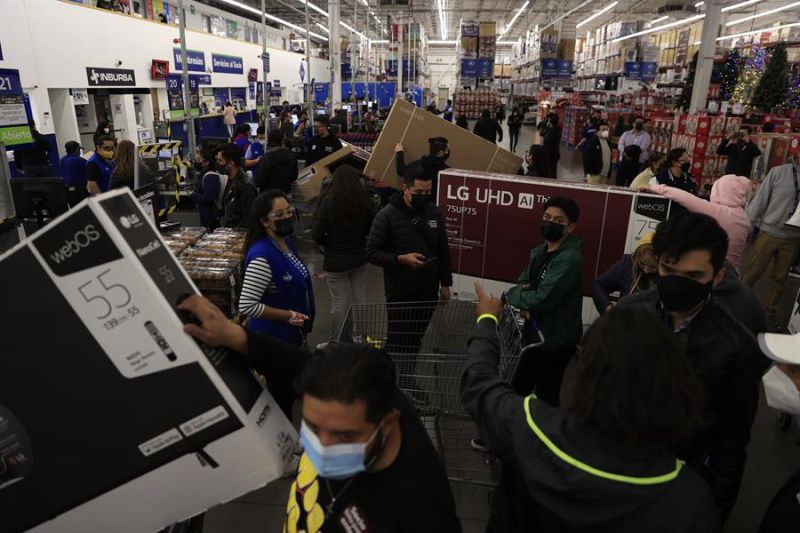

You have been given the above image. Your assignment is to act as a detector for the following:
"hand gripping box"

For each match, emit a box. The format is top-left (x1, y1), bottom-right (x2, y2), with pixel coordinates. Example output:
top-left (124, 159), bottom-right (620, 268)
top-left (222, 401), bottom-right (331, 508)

top-left (0, 190), bottom-right (297, 533)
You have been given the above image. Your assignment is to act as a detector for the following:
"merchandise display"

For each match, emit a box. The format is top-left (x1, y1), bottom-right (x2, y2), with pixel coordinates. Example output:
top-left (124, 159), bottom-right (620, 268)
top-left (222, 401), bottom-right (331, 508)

top-left (454, 88), bottom-right (502, 119)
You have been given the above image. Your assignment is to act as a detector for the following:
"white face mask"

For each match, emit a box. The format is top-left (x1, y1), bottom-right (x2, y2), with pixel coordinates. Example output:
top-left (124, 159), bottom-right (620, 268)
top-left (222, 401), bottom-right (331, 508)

top-left (599, 130), bottom-right (609, 139)
top-left (103, 128), bottom-right (110, 134)
top-left (763, 366), bottom-right (800, 416)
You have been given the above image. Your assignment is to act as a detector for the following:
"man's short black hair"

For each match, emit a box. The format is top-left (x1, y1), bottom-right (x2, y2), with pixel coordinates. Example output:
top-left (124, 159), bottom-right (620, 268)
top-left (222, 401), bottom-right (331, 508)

top-left (235, 123), bottom-right (251, 136)
top-left (96, 134), bottom-right (115, 148)
top-left (428, 136), bottom-right (449, 155)
top-left (402, 161), bottom-right (431, 187)
top-left (315, 115), bottom-right (330, 126)
top-left (653, 211), bottom-right (729, 273)
top-left (740, 125), bottom-right (752, 134)
top-left (544, 196), bottom-right (579, 223)
top-left (257, 125), bottom-right (266, 135)
top-left (297, 343), bottom-right (396, 425)
top-left (597, 120), bottom-right (609, 127)
top-left (216, 142), bottom-right (242, 167)
top-left (268, 129), bottom-right (284, 146)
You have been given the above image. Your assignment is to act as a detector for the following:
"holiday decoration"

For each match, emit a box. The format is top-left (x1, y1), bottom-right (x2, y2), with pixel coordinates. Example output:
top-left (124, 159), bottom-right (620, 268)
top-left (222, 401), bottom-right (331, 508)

top-left (676, 51), bottom-right (699, 112)
top-left (752, 42), bottom-right (790, 113)
top-left (730, 46), bottom-right (767, 107)
top-left (778, 62), bottom-right (800, 113)
top-left (719, 48), bottom-right (741, 101)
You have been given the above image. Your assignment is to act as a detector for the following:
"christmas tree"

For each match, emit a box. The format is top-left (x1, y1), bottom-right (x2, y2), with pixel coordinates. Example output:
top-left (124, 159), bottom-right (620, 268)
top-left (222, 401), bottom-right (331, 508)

top-left (778, 62), bottom-right (800, 113)
top-left (752, 42), bottom-right (790, 112)
top-left (731, 46), bottom-right (767, 107)
top-left (676, 51), bottom-right (699, 112)
top-left (720, 48), bottom-right (741, 101)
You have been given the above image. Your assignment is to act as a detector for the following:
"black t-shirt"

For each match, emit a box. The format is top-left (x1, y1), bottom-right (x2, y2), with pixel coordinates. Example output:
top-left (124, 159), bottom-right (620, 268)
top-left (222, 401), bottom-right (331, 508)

top-left (285, 391), bottom-right (461, 533)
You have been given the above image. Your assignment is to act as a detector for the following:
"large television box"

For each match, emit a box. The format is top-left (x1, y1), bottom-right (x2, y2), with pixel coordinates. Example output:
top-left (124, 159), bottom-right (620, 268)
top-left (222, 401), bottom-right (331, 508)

top-left (364, 98), bottom-right (523, 189)
top-left (0, 189), bottom-right (297, 533)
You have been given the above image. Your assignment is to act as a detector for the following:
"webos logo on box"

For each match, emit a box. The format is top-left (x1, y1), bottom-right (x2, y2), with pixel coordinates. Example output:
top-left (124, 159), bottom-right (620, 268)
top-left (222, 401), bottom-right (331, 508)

top-left (32, 206), bottom-right (122, 277)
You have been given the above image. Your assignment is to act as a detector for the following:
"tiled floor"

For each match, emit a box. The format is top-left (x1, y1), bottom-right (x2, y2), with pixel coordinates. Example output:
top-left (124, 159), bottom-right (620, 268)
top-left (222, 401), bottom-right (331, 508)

top-left (201, 120), bottom-right (800, 533)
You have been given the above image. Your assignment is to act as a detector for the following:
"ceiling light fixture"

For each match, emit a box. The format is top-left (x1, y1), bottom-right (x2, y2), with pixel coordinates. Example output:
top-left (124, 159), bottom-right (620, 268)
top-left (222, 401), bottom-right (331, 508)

top-left (650, 15), bottom-right (669, 24)
top-left (576, 1), bottom-right (618, 29)
top-left (293, 0), bottom-right (328, 17)
top-left (315, 22), bottom-right (330, 33)
top-left (499, 0), bottom-right (530, 38)
top-left (542, 0), bottom-right (594, 31)
top-left (718, 21), bottom-right (800, 40)
top-left (722, 0), bottom-right (763, 12)
top-left (341, 21), bottom-right (367, 40)
top-left (695, 1), bottom-right (703, 6)
top-left (370, 39), bottom-right (389, 44)
top-left (726, 1), bottom-right (800, 26)
top-left (612, 13), bottom-right (705, 42)
top-left (497, 40), bottom-right (517, 45)
top-left (428, 40), bottom-right (458, 44)
top-left (438, 0), bottom-right (448, 40)
top-left (217, 0), bottom-right (328, 41)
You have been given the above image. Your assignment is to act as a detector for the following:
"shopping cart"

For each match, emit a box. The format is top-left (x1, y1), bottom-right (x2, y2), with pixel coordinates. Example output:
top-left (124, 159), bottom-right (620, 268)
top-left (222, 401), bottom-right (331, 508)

top-left (337, 297), bottom-right (543, 486)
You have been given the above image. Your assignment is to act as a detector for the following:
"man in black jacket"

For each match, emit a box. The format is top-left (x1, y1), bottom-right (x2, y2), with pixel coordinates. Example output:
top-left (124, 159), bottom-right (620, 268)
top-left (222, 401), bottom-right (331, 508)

top-left (584, 120), bottom-right (612, 184)
top-left (216, 143), bottom-right (257, 228)
top-left (305, 115), bottom-right (343, 167)
top-left (394, 137), bottom-right (450, 202)
top-left (617, 211), bottom-right (767, 521)
top-left (176, 295), bottom-right (461, 533)
top-left (366, 162), bottom-right (453, 402)
top-left (255, 130), bottom-right (298, 194)
top-left (473, 109), bottom-right (503, 144)
top-left (541, 112), bottom-right (561, 179)
top-left (716, 126), bottom-right (761, 177)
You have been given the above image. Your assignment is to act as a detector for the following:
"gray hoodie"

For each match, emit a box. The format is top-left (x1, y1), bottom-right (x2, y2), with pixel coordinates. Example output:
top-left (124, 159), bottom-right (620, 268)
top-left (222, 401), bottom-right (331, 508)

top-left (747, 163), bottom-right (800, 239)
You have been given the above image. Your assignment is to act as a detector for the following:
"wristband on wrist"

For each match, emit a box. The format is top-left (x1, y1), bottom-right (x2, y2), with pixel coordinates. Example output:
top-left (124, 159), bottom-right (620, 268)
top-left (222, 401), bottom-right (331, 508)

top-left (477, 313), bottom-right (499, 325)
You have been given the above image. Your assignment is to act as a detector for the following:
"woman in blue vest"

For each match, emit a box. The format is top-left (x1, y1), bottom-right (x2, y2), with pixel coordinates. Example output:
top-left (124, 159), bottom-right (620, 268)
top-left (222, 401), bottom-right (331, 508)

top-left (239, 190), bottom-right (315, 412)
top-left (86, 135), bottom-right (116, 194)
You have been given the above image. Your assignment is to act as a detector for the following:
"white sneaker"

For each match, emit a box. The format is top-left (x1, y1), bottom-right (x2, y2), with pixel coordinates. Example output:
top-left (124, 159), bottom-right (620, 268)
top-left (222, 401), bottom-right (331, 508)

top-left (316, 342), bottom-right (329, 350)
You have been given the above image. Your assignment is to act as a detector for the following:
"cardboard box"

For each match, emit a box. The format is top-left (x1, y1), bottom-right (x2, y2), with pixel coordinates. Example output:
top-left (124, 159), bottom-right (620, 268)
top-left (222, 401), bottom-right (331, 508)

top-left (479, 21), bottom-right (497, 37)
top-left (363, 99), bottom-right (523, 189)
top-left (2, 190), bottom-right (297, 533)
top-left (295, 144), bottom-right (358, 202)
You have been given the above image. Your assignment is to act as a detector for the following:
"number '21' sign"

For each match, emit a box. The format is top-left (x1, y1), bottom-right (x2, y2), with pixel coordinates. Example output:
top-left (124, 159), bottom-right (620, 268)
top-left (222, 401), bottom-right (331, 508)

top-left (0, 68), bottom-right (23, 95)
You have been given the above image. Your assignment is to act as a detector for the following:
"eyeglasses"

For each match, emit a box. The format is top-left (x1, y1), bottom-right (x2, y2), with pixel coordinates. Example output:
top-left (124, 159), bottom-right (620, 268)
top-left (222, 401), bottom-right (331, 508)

top-left (267, 206), bottom-right (296, 220)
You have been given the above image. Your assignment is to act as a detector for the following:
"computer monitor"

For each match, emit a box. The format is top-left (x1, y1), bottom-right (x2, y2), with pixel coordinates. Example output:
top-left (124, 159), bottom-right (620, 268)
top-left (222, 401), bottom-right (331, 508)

top-left (291, 114), bottom-right (299, 125)
top-left (10, 178), bottom-right (69, 228)
top-left (247, 122), bottom-right (259, 134)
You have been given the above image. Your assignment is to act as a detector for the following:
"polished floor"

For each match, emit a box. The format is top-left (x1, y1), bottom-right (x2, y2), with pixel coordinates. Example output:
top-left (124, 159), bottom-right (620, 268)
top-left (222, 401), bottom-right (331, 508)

top-left (201, 121), bottom-right (800, 533)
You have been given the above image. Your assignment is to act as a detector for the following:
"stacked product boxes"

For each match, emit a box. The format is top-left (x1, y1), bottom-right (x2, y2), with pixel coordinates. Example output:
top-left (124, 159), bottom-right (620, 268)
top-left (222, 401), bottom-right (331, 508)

top-left (671, 114), bottom-right (743, 193)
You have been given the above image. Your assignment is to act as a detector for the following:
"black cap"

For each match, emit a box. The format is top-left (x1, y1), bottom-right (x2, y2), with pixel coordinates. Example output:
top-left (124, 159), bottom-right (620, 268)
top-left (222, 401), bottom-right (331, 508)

top-left (65, 141), bottom-right (82, 153)
top-left (429, 137), bottom-right (449, 153)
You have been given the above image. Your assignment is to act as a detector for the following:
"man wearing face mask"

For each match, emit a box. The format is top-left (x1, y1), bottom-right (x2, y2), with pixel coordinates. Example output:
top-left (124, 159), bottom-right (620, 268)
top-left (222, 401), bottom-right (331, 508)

top-left (393, 137), bottom-right (450, 202)
top-left (504, 197), bottom-right (583, 406)
top-left (86, 135), bottom-right (116, 195)
top-left (617, 211), bottom-right (767, 521)
top-left (584, 121), bottom-right (613, 185)
top-left (757, 330), bottom-right (800, 532)
top-left (216, 143), bottom-right (257, 228)
top-left (716, 126), bottom-right (761, 178)
top-left (189, 147), bottom-right (226, 231)
top-left (244, 125), bottom-right (266, 170)
top-left (618, 116), bottom-right (652, 166)
top-left (176, 294), bottom-right (461, 532)
top-left (366, 163), bottom-right (453, 402)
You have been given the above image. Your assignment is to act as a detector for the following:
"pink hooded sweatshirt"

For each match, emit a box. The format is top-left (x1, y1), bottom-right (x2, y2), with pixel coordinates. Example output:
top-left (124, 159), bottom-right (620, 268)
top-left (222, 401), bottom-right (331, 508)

top-left (650, 174), bottom-right (752, 272)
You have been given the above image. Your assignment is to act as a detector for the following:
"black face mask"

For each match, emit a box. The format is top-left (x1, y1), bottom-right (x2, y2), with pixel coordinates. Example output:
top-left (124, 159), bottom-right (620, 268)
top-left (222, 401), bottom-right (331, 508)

top-left (410, 193), bottom-right (431, 212)
top-left (656, 274), bottom-right (713, 313)
top-left (216, 162), bottom-right (228, 174)
top-left (680, 161), bottom-right (691, 173)
top-left (194, 161), bottom-right (207, 173)
top-left (540, 221), bottom-right (566, 242)
top-left (273, 217), bottom-right (294, 238)
top-left (440, 150), bottom-right (450, 162)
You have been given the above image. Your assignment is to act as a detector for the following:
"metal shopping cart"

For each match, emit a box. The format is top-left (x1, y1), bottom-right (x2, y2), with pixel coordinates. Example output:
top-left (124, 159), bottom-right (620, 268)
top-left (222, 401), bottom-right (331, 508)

top-left (337, 297), bottom-right (543, 487)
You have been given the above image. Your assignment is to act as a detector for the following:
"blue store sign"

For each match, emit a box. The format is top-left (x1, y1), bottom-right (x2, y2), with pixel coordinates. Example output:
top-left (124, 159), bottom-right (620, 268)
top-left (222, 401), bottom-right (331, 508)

top-left (557, 60), bottom-right (573, 78)
top-left (212, 54), bottom-right (244, 74)
top-left (173, 48), bottom-right (206, 72)
top-left (541, 58), bottom-right (558, 78)
top-left (462, 59), bottom-right (479, 78)
top-left (624, 61), bottom-right (642, 80)
top-left (478, 58), bottom-right (494, 78)
top-left (641, 62), bottom-right (658, 81)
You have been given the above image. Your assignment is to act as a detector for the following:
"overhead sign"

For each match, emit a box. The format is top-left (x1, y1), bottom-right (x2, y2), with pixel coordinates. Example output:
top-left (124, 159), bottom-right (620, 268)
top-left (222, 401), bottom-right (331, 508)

top-left (541, 58), bottom-right (558, 78)
top-left (212, 54), bottom-right (244, 74)
top-left (86, 67), bottom-right (136, 87)
top-left (624, 61), bottom-right (642, 80)
top-left (641, 62), bottom-right (658, 81)
top-left (262, 52), bottom-right (270, 73)
top-left (299, 62), bottom-right (305, 82)
top-left (173, 48), bottom-right (206, 72)
top-left (557, 59), bottom-right (573, 78)
top-left (0, 68), bottom-right (33, 146)
top-left (461, 59), bottom-right (479, 78)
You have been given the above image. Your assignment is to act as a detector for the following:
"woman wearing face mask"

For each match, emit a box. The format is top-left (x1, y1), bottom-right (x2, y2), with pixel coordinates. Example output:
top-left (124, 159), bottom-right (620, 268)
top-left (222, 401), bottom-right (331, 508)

top-left (93, 121), bottom-right (112, 147)
top-left (647, 174), bottom-right (752, 273)
top-left (591, 232), bottom-right (658, 314)
top-left (189, 147), bottom-right (227, 231)
top-left (630, 152), bottom-right (666, 189)
top-left (239, 190), bottom-right (315, 414)
top-left (654, 148), bottom-right (697, 195)
top-left (86, 135), bottom-right (116, 195)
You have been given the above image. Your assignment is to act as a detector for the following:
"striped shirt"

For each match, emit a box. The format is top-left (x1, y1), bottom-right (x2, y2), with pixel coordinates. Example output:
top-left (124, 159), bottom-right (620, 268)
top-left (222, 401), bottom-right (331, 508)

top-left (238, 252), bottom-right (310, 318)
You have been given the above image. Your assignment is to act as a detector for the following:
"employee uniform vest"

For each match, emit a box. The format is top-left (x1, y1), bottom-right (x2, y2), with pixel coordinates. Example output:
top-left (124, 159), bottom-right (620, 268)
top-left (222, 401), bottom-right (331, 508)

top-left (244, 237), bottom-right (315, 346)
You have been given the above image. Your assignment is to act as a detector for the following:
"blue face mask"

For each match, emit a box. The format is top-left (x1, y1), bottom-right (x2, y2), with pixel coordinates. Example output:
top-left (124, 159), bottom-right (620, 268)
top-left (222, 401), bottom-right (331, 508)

top-left (299, 420), bottom-right (383, 480)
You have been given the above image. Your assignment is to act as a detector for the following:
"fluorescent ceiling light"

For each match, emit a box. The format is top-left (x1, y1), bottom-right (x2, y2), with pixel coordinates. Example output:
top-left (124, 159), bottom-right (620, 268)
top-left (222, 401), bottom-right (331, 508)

top-left (576, 1), bottom-right (618, 29)
top-left (218, 0), bottom-right (328, 41)
top-left (315, 22), bottom-right (330, 33)
top-left (726, 1), bottom-right (800, 26)
top-left (500, 0), bottom-right (530, 38)
top-left (371, 39), bottom-right (389, 44)
top-left (438, 0), bottom-right (447, 40)
top-left (428, 40), bottom-right (458, 44)
top-left (650, 15), bottom-right (669, 24)
top-left (341, 21), bottom-right (367, 40)
top-left (718, 21), bottom-right (800, 40)
top-left (360, 0), bottom-right (369, 6)
top-left (693, 40), bottom-right (701, 44)
top-left (542, 0), bottom-right (593, 31)
top-left (695, 1), bottom-right (703, 6)
top-left (722, 0), bottom-right (762, 12)
top-left (293, 0), bottom-right (328, 17)
top-left (612, 13), bottom-right (705, 42)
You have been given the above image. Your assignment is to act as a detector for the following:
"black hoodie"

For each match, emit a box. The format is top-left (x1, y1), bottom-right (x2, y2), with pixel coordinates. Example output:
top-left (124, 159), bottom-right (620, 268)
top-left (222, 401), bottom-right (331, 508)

top-left (255, 147), bottom-right (298, 194)
top-left (395, 152), bottom-right (449, 200)
top-left (462, 319), bottom-right (721, 532)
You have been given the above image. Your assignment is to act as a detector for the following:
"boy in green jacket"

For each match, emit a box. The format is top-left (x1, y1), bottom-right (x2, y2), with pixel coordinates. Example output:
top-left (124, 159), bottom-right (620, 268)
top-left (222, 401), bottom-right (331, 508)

top-left (505, 196), bottom-right (583, 406)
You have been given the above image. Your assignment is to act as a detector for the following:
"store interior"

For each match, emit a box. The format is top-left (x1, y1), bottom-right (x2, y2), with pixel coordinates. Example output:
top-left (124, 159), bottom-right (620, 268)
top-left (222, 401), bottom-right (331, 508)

top-left (2, 0), bottom-right (800, 532)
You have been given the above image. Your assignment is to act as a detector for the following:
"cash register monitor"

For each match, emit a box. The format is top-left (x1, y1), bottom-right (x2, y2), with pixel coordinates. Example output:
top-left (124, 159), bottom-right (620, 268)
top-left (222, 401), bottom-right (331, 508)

top-left (11, 178), bottom-right (69, 228)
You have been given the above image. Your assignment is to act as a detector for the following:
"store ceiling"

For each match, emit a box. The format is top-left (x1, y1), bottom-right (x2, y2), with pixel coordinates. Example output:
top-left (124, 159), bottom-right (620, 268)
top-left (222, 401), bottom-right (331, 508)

top-left (201, 0), bottom-right (800, 44)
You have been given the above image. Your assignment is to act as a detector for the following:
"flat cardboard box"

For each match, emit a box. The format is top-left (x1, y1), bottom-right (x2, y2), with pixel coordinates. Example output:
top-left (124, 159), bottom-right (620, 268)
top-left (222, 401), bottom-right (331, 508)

top-left (295, 144), bottom-right (356, 202)
top-left (479, 21), bottom-right (497, 37)
top-left (363, 99), bottom-right (523, 189)
top-left (1, 190), bottom-right (297, 533)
